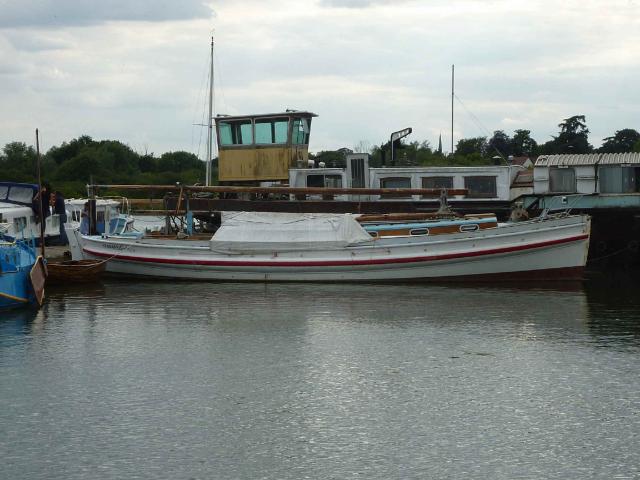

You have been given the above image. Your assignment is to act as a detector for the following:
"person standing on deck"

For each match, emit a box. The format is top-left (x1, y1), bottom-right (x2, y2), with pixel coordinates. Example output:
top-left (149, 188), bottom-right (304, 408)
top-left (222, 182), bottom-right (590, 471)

top-left (32, 182), bottom-right (51, 224)
top-left (50, 190), bottom-right (68, 245)
top-left (80, 202), bottom-right (90, 235)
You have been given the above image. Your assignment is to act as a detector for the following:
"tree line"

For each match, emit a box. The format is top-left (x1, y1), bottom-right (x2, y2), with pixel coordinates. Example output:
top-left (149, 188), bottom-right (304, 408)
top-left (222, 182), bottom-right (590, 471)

top-left (2, 115), bottom-right (639, 196)
top-left (313, 115), bottom-right (640, 168)
top-left (0, 136), bottom-right (205, 197)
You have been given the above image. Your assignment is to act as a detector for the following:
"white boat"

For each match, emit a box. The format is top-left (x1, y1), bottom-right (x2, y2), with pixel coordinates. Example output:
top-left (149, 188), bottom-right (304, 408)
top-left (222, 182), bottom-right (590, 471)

top-left (0, 182), bottom-right (62, 242)
top-left (64, 197), bottom-right (135, 236)
top-left (69, 211), bottom-right (591, 282)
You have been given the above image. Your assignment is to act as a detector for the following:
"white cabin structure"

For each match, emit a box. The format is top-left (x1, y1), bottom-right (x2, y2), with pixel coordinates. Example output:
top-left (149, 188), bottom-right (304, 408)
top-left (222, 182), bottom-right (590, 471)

top-left (533, 153), bottom-right (640, 195)
top-left (289, 153), bottom-right (528, 202)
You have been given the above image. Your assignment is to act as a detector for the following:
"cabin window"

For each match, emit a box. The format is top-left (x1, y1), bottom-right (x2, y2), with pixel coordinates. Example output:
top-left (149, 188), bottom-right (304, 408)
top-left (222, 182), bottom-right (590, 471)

top-left (8, 186), bottom-right (34, 204)
top-left (307, 174), bottom-right (343, 188)
top-left (218, 120), bottom-right (253, 146)
top-left (292, 118), bottom-right (311, 145)
top-left (421, 176), bottom-right (453, 198)
top-left (255, 118), bottom-right (289, 145)
top-left (380, 177), bottom-right (412, 198)
top-left (549, 167), bottom-right (576, 193)
top-left (13, 217), bottom-right (27, 232)
top-left (350, 157), bottom-right (366, 188)
top-left (599, 166), bottom-right (640, 193)
top-left (464, 176), bottom-right (497, 198)
top-left (0, 186), bottom-right (8, 199)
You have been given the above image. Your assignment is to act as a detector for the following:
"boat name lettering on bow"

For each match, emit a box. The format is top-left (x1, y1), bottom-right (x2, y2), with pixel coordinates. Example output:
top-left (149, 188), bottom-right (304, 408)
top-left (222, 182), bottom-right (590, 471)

top-left (104, 243), bottom-right (128, 251)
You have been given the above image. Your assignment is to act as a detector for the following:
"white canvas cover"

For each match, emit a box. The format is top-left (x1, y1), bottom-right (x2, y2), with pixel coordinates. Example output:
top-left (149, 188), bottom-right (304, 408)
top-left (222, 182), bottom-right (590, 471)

top-left (210, 212), bottom-right (374, 253)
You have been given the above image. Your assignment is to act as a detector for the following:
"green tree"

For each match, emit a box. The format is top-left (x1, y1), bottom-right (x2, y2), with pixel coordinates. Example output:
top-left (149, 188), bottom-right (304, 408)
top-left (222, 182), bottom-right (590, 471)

top-left (599, 129), bottom-right (640, 153)
top-left (486, 130), bottom-right (512, 159)
top-left (455, 137), bottom-right (487, 156)
top-left (46, 136), bottom-right (94, 165)
top-left (546, 115), bottom-right (592, 154)
top-left (511, 129), bottom-right (538, 156)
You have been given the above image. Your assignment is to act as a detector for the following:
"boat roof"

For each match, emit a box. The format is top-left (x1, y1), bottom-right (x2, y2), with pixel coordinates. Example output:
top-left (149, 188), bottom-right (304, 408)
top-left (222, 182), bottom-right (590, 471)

top-left (66, 198), bottom-right (120, 207)
top-left (215, 111), bottom-right (318, 122)
top-left (0, 203), bottom-right (33, 214)
top-left (0, 182), bottom-right (38, 207)
top-left (535, 152), bottom-right (640, 167)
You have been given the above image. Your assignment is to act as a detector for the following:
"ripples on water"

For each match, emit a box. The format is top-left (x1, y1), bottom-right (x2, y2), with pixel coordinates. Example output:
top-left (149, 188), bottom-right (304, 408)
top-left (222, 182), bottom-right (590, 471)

top-left (1, 275), bottom-right (639, 479)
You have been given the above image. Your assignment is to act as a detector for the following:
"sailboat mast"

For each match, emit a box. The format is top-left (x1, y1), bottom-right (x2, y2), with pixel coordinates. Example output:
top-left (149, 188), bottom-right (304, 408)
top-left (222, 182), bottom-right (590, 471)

top-left (35, 129), bottom-right (45, 258)
top-left (206, 37), bottom-right (214, 186)
top-left (451, 64), bottom-right (454, 155)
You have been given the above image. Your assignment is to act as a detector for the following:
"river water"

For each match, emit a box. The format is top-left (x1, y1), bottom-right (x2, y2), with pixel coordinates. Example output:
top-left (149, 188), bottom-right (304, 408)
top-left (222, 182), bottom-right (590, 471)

top-left (1, 274), bottom-right (639, 479)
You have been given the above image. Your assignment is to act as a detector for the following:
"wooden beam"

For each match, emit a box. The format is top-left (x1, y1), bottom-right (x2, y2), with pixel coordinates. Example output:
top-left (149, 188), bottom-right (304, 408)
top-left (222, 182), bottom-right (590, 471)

top-left (89, 184), bottom-right (468, 197)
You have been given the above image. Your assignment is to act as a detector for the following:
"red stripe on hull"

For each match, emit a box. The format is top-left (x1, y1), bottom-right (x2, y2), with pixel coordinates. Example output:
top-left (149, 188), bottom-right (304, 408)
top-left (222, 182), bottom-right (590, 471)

top-left (83, 234), bottom-right (589, 268)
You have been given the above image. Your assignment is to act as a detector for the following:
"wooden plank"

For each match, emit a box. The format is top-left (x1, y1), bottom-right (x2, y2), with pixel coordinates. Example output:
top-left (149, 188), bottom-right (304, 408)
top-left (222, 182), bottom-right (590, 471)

top-left (90, 184), bottom-right (468, 197)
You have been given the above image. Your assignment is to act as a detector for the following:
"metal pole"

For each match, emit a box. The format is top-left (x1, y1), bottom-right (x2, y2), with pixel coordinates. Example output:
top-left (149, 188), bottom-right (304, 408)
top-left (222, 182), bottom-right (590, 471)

top-left (451, 64), bottom-right (454, 155)
top-left (35, 129), bottom-right (45, 257)
top-left (205, 37), bottom-right (214, 186)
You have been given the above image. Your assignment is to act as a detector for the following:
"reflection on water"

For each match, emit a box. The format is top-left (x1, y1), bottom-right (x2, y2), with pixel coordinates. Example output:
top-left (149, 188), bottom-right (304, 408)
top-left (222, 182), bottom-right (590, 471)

top-left (1, 277), bottom-right (639, 479)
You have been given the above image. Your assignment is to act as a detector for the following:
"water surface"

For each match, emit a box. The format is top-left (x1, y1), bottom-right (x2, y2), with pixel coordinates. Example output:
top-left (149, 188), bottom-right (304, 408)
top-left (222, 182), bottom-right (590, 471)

top-left (1, 276), bottom-right (639, 479)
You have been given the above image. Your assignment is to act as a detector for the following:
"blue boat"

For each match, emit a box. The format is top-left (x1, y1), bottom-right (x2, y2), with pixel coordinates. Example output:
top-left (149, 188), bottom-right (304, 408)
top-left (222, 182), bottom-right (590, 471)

top-left (0, 235), bottom-right (46, 309)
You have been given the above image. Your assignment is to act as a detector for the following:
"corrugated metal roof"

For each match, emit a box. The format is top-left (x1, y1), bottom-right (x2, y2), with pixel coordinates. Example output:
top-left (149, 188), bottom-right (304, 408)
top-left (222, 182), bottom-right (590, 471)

top-left (598, 152), bottom-right (640, 165)
top-left (535, 152), bottom-right (640, 166)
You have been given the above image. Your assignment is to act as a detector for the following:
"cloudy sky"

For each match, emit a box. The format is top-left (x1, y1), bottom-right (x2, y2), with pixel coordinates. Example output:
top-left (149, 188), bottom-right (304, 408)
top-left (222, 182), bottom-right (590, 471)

top-left (1, 0), bottom-right (639, 158)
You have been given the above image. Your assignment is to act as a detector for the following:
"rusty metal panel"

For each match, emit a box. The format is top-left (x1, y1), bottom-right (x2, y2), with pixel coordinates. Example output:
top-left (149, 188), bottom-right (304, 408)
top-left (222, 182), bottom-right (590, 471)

top-left (219, 146), bottom-right (308, 182)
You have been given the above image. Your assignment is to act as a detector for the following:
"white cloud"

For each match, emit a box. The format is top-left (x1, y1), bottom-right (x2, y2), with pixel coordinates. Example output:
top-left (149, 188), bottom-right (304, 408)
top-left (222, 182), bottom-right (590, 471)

top-left (1, 0), bottom-right (639, 156)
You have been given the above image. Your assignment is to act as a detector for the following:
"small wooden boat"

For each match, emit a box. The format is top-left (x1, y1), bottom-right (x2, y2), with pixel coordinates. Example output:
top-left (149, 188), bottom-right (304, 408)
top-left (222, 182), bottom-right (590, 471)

top-left (46, 259), bottom-right (107, 283)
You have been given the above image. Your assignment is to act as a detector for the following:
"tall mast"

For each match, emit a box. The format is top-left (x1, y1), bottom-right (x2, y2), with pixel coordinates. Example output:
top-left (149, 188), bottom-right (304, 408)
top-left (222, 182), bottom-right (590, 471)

top-left (205, 37), bottom-right (214, 186)
top-left (451, 64), bottom-right (454, 155)
top-left (35, 129), bottom-right (45, 258)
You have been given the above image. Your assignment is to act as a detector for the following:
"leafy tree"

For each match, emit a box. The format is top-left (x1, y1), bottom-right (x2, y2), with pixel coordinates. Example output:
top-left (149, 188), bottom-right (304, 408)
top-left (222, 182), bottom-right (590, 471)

top-left (546, 115), bottom-right (592, 154)
top-left (486, 130), bottom-right (512, 160)
top-left (511, 129), bottom-right (538, 156)
top-left (455, 137), bottom-right (487, 156)
top-left (635, 139), bottom-right (640, 153)
top-left (158, 151), bottom-right (202, 172)
top-left (139, 154), bottom-right (157, 173)
top-left (47, 136), bottom-right (94, 165)
top-left (312, 150), bottom-right (347, 168)
top-left (599, 129), bottom-right (640, 153)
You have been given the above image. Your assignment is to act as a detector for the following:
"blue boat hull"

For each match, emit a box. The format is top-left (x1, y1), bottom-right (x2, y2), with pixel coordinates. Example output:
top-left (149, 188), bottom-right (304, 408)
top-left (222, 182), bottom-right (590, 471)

top-left (0, 239), bottom-right (40, 309)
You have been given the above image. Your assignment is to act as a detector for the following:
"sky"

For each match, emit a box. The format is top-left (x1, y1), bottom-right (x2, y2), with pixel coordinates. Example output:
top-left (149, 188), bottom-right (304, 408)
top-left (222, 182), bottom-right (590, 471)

top-left (1, 0), bottom-right (639, 159)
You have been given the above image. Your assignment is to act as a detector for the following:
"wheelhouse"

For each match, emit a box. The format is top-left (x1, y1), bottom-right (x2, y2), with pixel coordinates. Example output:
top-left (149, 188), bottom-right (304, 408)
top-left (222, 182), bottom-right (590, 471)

top-left (215, 111), bottom-right (317, 182)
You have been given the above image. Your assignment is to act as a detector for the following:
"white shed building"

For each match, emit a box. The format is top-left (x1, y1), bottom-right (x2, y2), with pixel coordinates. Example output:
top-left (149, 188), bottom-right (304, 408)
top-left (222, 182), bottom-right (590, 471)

top-left (534, 153), bottom-right (640, 195)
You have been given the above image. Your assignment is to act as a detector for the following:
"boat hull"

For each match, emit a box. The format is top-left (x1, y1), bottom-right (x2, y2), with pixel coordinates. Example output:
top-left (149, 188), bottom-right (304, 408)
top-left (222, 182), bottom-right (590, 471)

top-left (75, 215), bottom-right (591, 282)
top-left (0, 240), bottom-right (43, 309)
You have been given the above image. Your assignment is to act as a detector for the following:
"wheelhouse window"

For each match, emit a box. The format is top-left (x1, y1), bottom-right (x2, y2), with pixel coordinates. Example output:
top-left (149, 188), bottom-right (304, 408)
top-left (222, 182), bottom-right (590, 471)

top-left (422, 176), bottom-right (453, 197)
top-left (380, 177), bottom-right (412, 198)
top-left (599, 166), bottom-right (640, 193)
top-left (8, 186), bottom-right (34, 204)
top-left (13, 217), bottom-right (27, 232)
top-left (292, 118), bottom-right (311, 145)
top-left (307, 174), bottom-right (343, 188)
top-left (464, 176), bottom-right (497, 198)
top-left (218, 120), bottom-right (253, 146)
top-left (549, 167), bottom-right (576, 193)
top-left (255, 118), bottom-right (289, 145)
